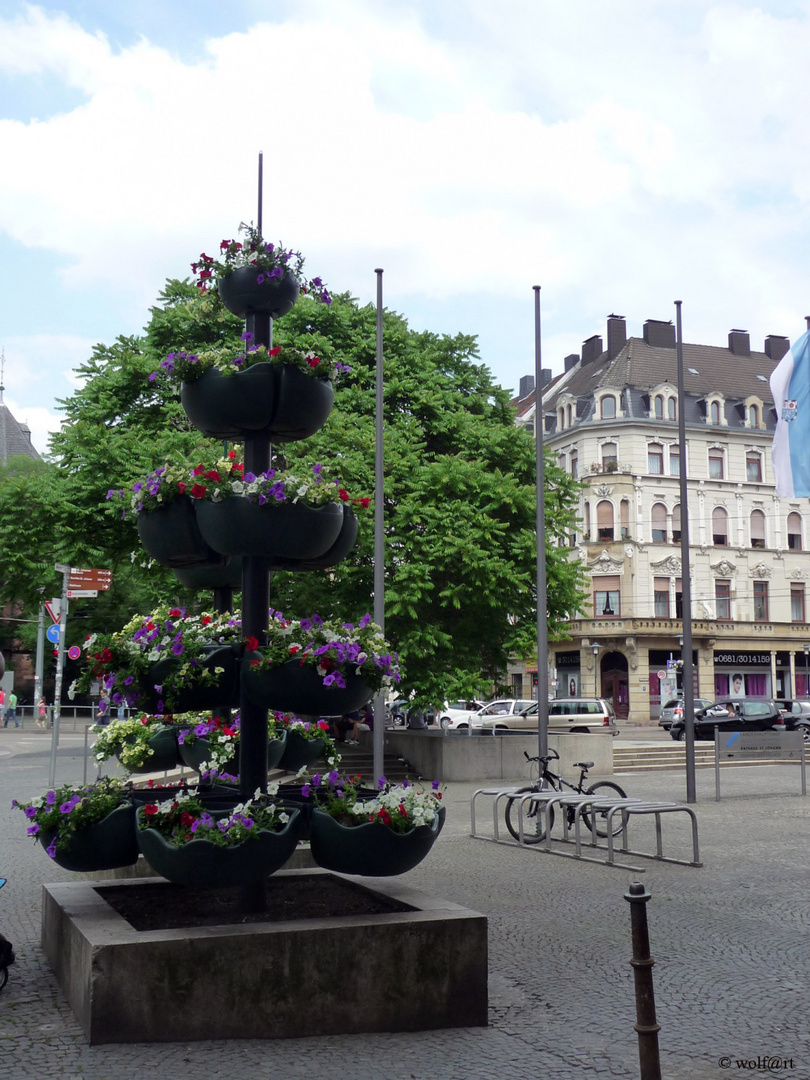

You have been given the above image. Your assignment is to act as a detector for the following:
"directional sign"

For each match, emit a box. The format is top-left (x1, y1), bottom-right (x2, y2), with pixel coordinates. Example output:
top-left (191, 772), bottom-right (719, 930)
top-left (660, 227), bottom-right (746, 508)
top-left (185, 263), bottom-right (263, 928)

top-left (67, 589), bottom-right (99, 599)
top-left (69, 567), bottom-right (112, 592)
top-left (46, 624), bottom-right (61, 644)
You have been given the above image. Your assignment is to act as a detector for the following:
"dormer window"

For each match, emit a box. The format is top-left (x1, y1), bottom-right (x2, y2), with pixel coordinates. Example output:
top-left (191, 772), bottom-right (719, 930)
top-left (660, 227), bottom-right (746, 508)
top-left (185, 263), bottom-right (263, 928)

top-left (600, 395), bottom-right (616, 419)
top-left (667, 397), bottom-right (677, 421)
top-left (710, 401), bottom-right (721, 424)
top-left (748, 404), bottom-right (759, 428)
top-left (654, 395), bottom-right (664, 419)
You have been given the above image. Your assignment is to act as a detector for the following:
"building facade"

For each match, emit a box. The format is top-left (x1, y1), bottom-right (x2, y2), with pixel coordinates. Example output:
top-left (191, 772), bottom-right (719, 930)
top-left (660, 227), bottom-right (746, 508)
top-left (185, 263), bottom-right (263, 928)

top-left (511, 315), bottom-right (810, 722)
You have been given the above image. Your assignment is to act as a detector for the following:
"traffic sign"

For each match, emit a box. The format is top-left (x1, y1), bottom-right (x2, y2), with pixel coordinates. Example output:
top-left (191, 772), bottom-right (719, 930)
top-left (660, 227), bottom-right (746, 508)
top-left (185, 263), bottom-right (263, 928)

top-left (44, 599), bottom-right (61, 624)
top-left (67, 645), bottom-right (81, 661)
top-left (46, 624), bottom-right (61, 644)
top-left (69, 567), bottom-right (112, 591)
top-left (67, 589), bottom-right (99, 599)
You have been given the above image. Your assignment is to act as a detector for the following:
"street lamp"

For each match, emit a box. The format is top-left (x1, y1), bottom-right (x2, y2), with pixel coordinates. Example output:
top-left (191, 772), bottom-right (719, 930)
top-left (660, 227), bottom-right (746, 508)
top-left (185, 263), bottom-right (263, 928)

top-left (804, 644), bottom-right (810, 699)
top-left (591, 642), bottom-right (601, 697)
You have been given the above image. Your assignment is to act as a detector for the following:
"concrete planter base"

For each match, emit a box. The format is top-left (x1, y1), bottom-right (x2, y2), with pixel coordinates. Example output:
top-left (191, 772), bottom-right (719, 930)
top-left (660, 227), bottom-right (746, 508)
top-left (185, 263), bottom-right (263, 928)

top-left (41, 869), bottom-right (488, 1044)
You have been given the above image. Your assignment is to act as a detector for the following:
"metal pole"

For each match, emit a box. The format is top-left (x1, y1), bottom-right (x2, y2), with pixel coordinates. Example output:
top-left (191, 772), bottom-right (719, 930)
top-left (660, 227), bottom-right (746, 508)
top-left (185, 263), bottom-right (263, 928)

top-left (675, 301), bottom-right (696, 803)
top-left (48, 565), bottom-right (70, 788)
top-left (373, 269), bottom-right (385, 784)
top-left (533, 286), bottom-right (548, 760)
top-left (33, 597), bottom-right (45, 714)
top-left (624, 882), bottom-right (662, 1080)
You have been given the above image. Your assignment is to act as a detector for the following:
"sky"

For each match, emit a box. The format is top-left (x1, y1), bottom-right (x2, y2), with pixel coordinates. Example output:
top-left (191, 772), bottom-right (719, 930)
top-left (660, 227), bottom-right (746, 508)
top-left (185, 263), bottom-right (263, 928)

top-left (2, 0), bottom-right (810, 456)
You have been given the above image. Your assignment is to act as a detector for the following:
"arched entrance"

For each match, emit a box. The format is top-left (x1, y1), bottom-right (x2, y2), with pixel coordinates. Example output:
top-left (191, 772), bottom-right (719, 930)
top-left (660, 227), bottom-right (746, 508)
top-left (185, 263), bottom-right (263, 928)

top-left (599, 651), bottom-right (629, 719)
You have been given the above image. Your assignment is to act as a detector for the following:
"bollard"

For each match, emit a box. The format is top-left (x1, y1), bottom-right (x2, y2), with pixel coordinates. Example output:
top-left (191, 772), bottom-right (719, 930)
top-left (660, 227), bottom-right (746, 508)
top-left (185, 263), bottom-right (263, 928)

top-left (624, 881), bottom-right (662, 1080)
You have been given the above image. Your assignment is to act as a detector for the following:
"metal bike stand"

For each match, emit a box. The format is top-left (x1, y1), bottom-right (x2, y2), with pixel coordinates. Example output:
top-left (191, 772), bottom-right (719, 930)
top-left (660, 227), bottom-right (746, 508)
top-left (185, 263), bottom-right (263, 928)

top-left (569, 796), bottom-right (648, 871)
top-left (603, 802), bottom-right (702, 868)
top-left (470, 786), bottom-right (523, 842)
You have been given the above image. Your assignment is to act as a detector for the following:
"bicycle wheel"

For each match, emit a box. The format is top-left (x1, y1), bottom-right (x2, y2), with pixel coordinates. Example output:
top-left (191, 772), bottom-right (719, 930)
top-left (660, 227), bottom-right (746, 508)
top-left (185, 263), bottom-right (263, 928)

top-left (505, 787), bottom-right (555, 844)
top-left (0, 964), bottom-right (8, 992)
top-left (582, 781), bottom-right (627, 838)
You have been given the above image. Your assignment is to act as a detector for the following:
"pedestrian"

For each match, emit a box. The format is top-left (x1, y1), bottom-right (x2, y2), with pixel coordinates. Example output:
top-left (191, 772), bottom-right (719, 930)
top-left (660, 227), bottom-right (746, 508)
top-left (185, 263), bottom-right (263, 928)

top-left (3, 690), bottom-right (18, 728)
top-left (37, 697), bottom-right (47, 728)
top-left (96, 690), bottom-right (109, 727)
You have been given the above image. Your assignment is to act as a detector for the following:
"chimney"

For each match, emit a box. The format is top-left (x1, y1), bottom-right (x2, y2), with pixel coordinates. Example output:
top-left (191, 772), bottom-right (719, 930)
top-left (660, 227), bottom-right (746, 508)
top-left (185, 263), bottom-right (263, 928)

top-left (581, 334), bottom-right (603, 367)
top-left (606, 314), bottom-right (627, 360)
top-left (643, 319), bottom-right (676, 348)
top-left (564, 353), bottom-right (579, 372)
top-left (728, 329), bottom-right (750, 356)
top-left (540, 368), bottom-right (552, 389)
top-left (518, 375), bottom-right (535, 400)
top-left (764, 335), bottom-right (789, 362)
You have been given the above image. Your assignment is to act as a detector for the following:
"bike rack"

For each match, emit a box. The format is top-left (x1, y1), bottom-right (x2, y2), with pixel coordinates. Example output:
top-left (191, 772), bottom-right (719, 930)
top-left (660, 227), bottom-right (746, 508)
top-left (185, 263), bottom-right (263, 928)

top-left (469, 787), bottom-right (702, 871)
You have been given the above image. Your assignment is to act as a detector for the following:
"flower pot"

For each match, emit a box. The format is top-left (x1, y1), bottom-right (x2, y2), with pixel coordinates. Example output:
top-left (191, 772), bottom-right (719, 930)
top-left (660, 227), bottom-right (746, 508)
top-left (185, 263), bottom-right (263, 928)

top-left (141, 645), bottom-right (240, 715)
top-left (217, 265), bottom-right (300, 319)
top-left (273, 507), bottom-right (358, 571)
top-left (195, 499), bottom-right (344, 560)
top-left (117, 726), bottom-right (181, 773)
top-left (242, 655), bottom-right (372, 715)
top-left (271, 365), bottom-right (335, 442)
top-left (178, 729), bottom-right (288, 774)
top-left (39, 803), bottom-right (139, 872)
top-left (308, 806), bottom-right (445, 877)
top-left (277, 729), bottom-right (330, 772)
top-left (180, 364), bottom-right (277, 440)
top-left (137, 500), bottom-right (224, 569)
top-left (173, 556), bottom-right (244, 592)
top-left (137, 809), bottom-right (302, 888)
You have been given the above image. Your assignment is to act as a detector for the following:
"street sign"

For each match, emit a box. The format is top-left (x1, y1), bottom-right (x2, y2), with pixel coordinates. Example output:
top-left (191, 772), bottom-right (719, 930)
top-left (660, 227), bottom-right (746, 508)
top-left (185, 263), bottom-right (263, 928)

top-left (67, 645), bottom-right (81, 661)
top-left (46, 624), bottom-right (61, 644)
top-left (69, 567), bottom-right (112, 591)
top-left (45, 599), bottom-right (61, 624)
top-left (67, 589), bottom-right (99, 599)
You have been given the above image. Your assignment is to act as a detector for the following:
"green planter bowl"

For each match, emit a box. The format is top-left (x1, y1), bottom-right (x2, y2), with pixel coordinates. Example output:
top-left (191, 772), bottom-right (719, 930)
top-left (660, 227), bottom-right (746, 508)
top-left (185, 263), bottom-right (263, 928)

top-left (217, 264), bottom-right (299, 319)
top-left (271, 507), bottom-right (358, 571)
top-left (241, 654), bottom-right (372, 715)
top-left (137, 809), bottom-right (302, 888)
top-left (178, 729), bottom-right (288, 774)
top-left (195, 499), bottom-right (344, 561)
top-left (308, 807), bottom-right (445, 877)
top-left (141, 645), bottom-right (240, 715)
top-left (136, 499), bottom-right (224, 569)
top-left (117, 726), bottom-right (181, 774)
top-left (277, 729), bottom-right (329, 772)
top-left (39, 803), bottom-right (139, 872)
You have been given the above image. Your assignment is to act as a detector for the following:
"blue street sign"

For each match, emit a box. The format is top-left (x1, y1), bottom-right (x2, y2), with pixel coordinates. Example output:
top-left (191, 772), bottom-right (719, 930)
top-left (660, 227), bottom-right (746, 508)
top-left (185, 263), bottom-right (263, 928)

top-left (46, 624), bottom-right (61, 644)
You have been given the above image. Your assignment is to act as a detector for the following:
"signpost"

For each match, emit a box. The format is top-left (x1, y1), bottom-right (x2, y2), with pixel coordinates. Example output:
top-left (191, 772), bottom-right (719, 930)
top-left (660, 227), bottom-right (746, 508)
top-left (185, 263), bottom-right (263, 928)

top-left (714, 729), bottom-right (806, 800)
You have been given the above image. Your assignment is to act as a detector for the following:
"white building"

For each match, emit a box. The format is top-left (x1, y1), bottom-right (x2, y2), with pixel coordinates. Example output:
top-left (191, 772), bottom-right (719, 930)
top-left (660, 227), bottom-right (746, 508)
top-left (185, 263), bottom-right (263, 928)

top-left (512, 315), bottom-right (810, 722)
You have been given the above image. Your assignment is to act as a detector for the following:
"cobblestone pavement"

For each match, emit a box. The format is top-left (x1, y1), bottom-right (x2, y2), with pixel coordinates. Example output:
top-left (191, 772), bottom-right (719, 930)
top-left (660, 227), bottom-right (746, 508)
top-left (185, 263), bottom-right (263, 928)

top-left (1, 729), bottom-right (808, 1079)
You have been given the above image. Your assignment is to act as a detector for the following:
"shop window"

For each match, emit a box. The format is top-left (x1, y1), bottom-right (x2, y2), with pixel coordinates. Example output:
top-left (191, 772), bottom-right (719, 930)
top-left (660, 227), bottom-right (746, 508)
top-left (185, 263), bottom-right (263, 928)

top-left (596, 500), bottom-right (614, 542)
top-left (653, 578), bottom-right (670, 617)
top-left (750, 509), bottom-right (766, 549)
top-left (746, 452), bottom-right (763, 483)
top-left (715, 579), bottom-right (731, 620)
top-left (712, 506), bottom-right (728, 546)
top-left (791, 583), bottom-right (806, 623)
top-left (600, 395), bottom-right (616, 419)
top-left (651, 502), bottom-right (667, 543)
top-left (708, 450), bottom-right (724, 479)
top-left (787, 512), bottom-right (802, 551)
top-left (648, 443), bottom-right (663, 474)
top-left (753, 580), bottom-right (769, 622)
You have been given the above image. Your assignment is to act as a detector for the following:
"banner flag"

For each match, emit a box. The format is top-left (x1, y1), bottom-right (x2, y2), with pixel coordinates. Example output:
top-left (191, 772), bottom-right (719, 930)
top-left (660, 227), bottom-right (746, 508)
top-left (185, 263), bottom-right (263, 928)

top-left (770, 329), bottom-right (810, 498)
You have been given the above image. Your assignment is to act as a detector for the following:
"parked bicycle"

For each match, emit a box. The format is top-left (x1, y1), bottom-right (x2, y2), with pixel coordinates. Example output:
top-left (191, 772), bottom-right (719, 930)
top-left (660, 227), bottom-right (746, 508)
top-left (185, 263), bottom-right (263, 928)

top-left (0, 878), bottom-right (14, 992)
top-left (504, 748), bottom-right (628, 843)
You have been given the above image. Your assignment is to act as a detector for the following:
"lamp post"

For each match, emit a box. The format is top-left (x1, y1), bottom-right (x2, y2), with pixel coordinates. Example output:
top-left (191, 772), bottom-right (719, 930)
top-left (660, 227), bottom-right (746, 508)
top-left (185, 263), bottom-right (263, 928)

top-left (592, 642), bottom-right (601, 698)
top-left (804, 644), bottom-right (810, 698)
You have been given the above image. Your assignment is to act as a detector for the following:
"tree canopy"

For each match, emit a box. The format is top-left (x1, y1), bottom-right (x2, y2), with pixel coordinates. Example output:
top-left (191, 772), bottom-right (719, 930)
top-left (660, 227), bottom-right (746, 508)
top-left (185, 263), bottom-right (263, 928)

top-left (0, 279), bottom-right (587, 704)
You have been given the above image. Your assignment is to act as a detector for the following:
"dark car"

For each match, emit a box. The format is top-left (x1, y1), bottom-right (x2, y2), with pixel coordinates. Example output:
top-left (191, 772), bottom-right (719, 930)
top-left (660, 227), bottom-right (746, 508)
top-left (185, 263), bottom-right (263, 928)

top-left (669, 698), bottom-right (786, 742)
top-left (775, 700), bottom-right (810, 742)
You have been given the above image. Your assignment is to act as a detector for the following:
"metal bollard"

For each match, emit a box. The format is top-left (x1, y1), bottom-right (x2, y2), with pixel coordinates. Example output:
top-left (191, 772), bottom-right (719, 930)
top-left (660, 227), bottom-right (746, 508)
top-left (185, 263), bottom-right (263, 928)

top-left (624, 881), bottom-right (662, 1080)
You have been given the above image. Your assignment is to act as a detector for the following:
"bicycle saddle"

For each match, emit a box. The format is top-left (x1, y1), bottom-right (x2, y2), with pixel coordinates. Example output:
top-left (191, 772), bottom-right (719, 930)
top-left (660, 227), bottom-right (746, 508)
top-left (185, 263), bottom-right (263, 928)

top-left (573, 761), bottom-right (594, 770)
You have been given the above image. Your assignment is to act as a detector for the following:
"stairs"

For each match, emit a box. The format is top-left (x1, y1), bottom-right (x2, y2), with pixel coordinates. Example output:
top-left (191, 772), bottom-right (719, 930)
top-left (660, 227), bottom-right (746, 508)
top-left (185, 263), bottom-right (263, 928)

top-left (613, 743), bottom-right (794, 772)
top-left (330, 739), bottom-right (419, 783)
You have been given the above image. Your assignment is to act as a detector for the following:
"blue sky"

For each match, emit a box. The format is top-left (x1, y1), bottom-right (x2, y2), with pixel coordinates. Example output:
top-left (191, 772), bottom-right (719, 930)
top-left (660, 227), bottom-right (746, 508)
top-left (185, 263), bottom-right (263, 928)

top-left (2, 0), bottom-right (810, 454)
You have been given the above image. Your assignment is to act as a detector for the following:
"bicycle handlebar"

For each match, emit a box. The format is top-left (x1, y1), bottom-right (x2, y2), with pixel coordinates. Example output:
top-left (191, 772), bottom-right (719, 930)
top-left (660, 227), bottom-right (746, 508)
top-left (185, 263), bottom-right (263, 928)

top-left (523, 747), bottom-right (560, 764)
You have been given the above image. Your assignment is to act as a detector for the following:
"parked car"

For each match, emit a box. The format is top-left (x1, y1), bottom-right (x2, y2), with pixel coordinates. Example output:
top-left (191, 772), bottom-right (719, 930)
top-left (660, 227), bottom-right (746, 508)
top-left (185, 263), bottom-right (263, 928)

top-left (519, 697), bottom-right (620, 736)
top-left (436, 700), bottom-right (486, 730)
top-left (669, 698), bottom-right (785, 742)
top-left (775, 700), bottom-right (810, 741)
top-left (387, 700), bottom-right (437, 728)
top-left (658, 697), bottom-right (726, 730)
top-left (448, 698), bottom-right (535, 731)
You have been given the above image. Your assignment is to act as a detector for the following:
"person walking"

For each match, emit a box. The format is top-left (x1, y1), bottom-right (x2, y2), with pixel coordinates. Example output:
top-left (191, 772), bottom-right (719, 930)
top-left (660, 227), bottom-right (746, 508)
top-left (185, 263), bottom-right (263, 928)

top-left (3, 691), bottom-right (18, 728)
top-left (37, 698), bottom-right (47, 728)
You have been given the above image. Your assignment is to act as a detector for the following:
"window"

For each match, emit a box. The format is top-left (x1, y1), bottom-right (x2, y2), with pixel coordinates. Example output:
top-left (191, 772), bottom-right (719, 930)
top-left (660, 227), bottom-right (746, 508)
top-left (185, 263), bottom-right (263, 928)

top-left (557, 407), bottom-right (565, 430)
top-left (600, 395), bottom-right (616, 419)
top-left (748, 404), bottom-right (759, 428)
top-left (709, 450), bottom-right (724, 479)
top-left (712, 506), bottom-right (728, 546)
top-left (596, 500), bottom-right (614, 542)
top-left (788, 512), bottom-right (802, 551)
top-left (669, 445), bottom-right (680, 476)
top-left (601, 442), bottom-right (618, 470)
top-left (648, 443), bottom-right (663, 474)
top-left (570, 450), bottom-right (578, 480)
top-left (710, 401), bottom-right (721, 424)
top-left (594, 575), bottom-right (620, 617)
top-left (651, 502), bottom-right (667, 543)
top-left (791, 583), bottom-right (805, 623)
top-left (654, 395), bottom-right (664, 419)
top-left (620, 499), bottom-right (630, 539)
top-left (654, 577), bottom-right (670, 617)
top-left (566, 404), bottom-right (573, 427)
top-left (668, 397), bottom-right (677, 421)
top-left (753, 580), bottom-right (769, 622)
top-left (675, 578), bottom-right (683, 618)
top-left (746, 452), bottom-right (762, 482)
top-left (584, 501), bottom-right (591, 541)
top-left (715, 579), bottom-right (731, 620)
top-left (672, 503), bottom-right (682, 543)
top-left (750, 509), bottom-right (766, 549)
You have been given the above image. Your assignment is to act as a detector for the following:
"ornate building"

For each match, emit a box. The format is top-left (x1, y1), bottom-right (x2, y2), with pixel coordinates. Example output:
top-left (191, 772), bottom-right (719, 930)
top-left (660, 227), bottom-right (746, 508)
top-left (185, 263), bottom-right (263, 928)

top-left (511, 315), bottom-right (810, 722)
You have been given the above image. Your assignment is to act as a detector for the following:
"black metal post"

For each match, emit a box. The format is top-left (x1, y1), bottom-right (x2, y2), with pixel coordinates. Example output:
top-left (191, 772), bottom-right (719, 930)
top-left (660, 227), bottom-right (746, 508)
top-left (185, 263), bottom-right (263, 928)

top-left (624, 882), bottom-right (662, 1080)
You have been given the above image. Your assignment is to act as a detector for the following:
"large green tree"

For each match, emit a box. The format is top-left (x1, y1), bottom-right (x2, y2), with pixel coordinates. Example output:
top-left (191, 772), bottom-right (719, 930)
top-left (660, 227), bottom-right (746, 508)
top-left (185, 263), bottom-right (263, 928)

top-left (4, 280), bottom-right (587, 703)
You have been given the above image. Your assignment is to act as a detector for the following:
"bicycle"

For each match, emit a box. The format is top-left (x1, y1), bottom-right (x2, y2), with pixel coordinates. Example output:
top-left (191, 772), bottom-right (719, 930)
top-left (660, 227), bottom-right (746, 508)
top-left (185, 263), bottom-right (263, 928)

top-left (0, 878), bottom-right (14, 992)
top-left (504, 748), bottom-right (628, 844)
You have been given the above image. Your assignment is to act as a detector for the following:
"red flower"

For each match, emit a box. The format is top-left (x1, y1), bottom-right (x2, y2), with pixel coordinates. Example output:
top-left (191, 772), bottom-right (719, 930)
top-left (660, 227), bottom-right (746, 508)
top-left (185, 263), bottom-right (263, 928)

top-left (178, 481), bottom-right (186, 493)
top-left (228, 450), bottom-right (237, 459)
top-left (307, 355), bottom-right (321, 368)
top-left (354, 497), bottom-right (370, 509)
top-left (250, 659), bottom-right (262, 669)
top-left (289, 645), bottom-right (300, 655)
top-left (245, 635), bottom-right (259, 652)
top-left (190, 484), bottom-right (207, 499)
top-left (268, 346), bottom-right (281, 357)
top-left (192, 464), bottom-right (206, 476)
top-left (204, 470), bottom-right (221, 482)
top-left (143, 804), bottom-right (158, 816)
top-left (169, 608), bottom-right (181, 617)
top-left (180, 811), bottom-right (195, 827)
top-left (338, 489), bottom-right (350, 502)
top-left (201, 615), bottom-right (212, 625)
top-left (317, 720), bottom-right (330, 732)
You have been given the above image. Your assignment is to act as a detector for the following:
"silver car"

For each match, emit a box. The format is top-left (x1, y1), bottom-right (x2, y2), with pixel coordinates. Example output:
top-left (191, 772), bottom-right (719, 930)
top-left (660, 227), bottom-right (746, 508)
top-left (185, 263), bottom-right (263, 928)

top-left (658, 697), bottom-right (721, 730)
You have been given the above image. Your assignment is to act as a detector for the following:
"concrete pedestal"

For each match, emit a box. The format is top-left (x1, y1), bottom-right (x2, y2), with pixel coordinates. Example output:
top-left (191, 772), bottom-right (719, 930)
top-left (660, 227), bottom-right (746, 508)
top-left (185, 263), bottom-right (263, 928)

top-left (41, 869), bottom-right (488, 1044)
